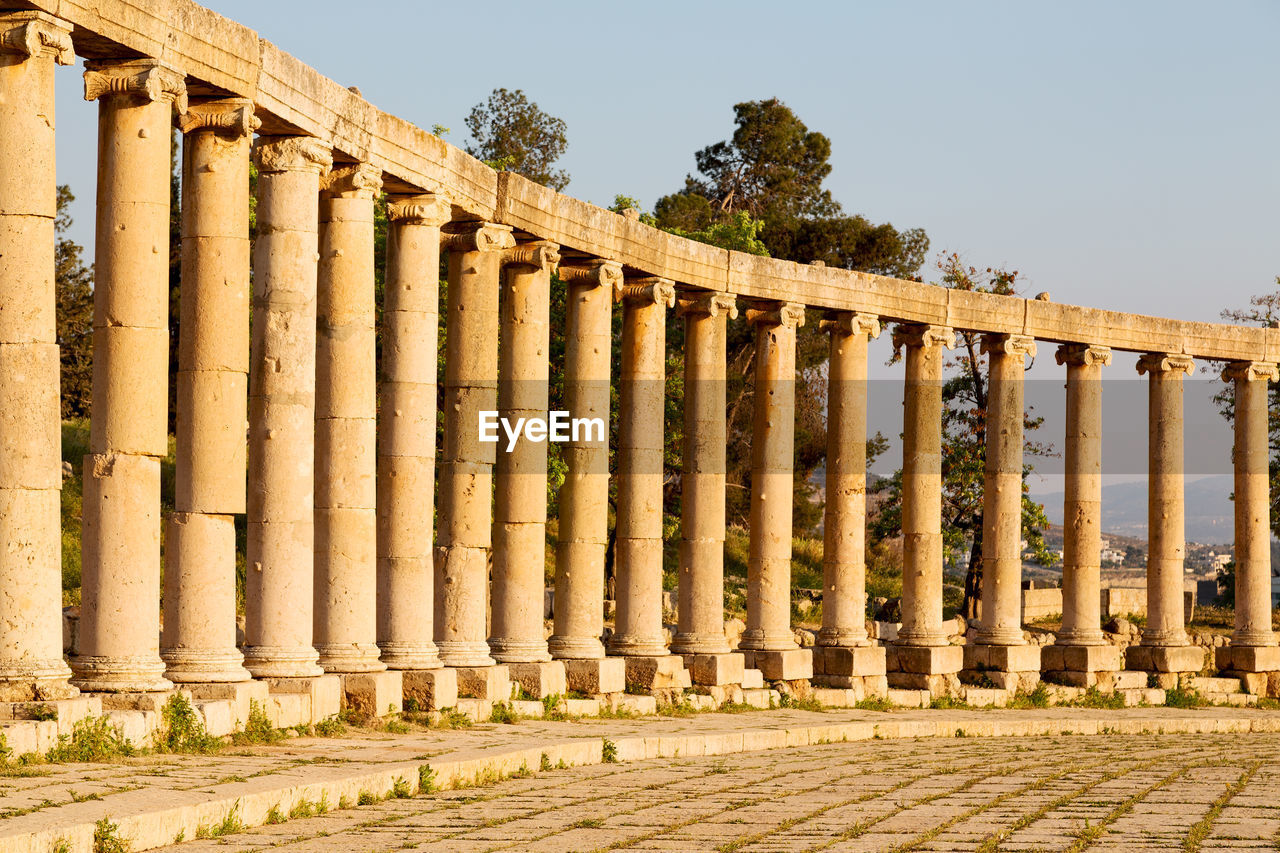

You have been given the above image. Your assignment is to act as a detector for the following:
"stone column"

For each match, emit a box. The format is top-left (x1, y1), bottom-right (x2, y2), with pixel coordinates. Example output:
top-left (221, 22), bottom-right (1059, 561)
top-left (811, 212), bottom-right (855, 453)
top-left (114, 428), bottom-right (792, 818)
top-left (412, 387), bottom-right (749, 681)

top-left (490, 241), bottom-right (566, 699)
top-left (1218, 361), bottom-right (1280, 675)
top-left (161, 99), bottom-right (258, 684)
top-left (313, 162), bottom-right (384, 675)
top-left (377, 194), bottom-right (450, 670)
top-left (890, 324), bottom-right (962, 694)
top-left (1042, 345), bottom-right (1121, 685)
top-left (670, 292), bottom-right (744, 687)
top-left (72, 59), bottom-right (186, 693)
top-left (437, 221), bottom-right (513, 699)
top-left (813, 312), bottom-right (886, 692)
top-left (740, 302), bottom-right (812, 681)
top-left (242, 136), bottom-right (332, 680)
top-left (1128, 352), bottom-right (1204, 676)
top-left (0, 12), bottom-right (76, 701)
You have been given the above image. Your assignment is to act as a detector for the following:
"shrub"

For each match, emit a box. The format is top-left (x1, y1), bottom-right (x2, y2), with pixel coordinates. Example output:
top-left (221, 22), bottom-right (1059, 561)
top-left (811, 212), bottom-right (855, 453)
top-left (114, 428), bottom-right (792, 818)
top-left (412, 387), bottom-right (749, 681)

top-left (48, 717), bottom-right (134, 763)
top-left (155, 694), bottom-right (223, 755)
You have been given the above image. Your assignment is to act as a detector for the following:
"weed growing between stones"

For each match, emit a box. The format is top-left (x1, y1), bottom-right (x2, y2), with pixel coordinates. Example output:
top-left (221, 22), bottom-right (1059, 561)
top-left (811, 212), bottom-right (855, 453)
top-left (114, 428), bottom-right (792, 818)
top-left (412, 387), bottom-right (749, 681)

top-left (195, 802), bottom-right (244, 839)
top-left (314, 714), bottom-right (346, 737)
top-left (357, 789), bottom-right (378, 806)
top-left (93, 816), bottom-right (129, 853)
top-left (1164, 684), bottom-right (1207, 709)
top-left (265, 804), bottom-right (285, 824)
top-left (230, 700), bottom-right (285, 746)
top-left (1068, 687), bottom-right (1126, 709)
top-left (602, 737), bottom-right (618, 763)
top-left (488, 702), bottom-right (518, 724)
top-left (540, 752), bottom-right (552, 771)
top-left (26, 703), bottom-right (58, 721)
top-left (392, 776), bottom-right (412, 798)
top-left (155, 694), bottom-right (223, 754)
top-left (853, 696), bottom-right (895, 712)
top-left (1006, 683), bottom-right (1052, 709)
top-left (47, 716), bottom-right (135, 763)
top-left (288, 793), bottom-right (328, 819)
top-left (431, 708), bottom-right (473, 729)
top-left (50, 839), bottom-right (71, 853)
top-left (778, 692), bottom-right (825, 712)
top-left (929, 695), bottom-right (969, 710)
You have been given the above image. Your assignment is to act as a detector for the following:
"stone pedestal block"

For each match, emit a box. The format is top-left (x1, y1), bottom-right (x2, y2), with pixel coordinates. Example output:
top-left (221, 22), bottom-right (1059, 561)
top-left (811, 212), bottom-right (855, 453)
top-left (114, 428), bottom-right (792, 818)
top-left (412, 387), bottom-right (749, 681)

top-left (887, 671), bottom-right (962, 698)
top-left (681, 652), bottom-right (745, 687)
top-left (1125, 644), bottom-right (1206, 674)
top-left (507, 661), bottom-right (567, 700)
top-left (1216, 645), bottom-right (1280, 673)
top-left (623, 655), bottom-right (691, 691)
top-left (340, 670), bottom-right (403, 718)
top-left (1042, 644), bottom-right (1122, 673)
top-left (186, 680), bottom-right (269, 728)
top-left (743, 648), bottom-right (813, 682)
top-left (813, 645), bottom-right (886, 678)
top-left (265, 675), bottom-right (342, 725)
top-left (563, 657), bottom-right (626, 695)
top-left (889, 644), bottom-right (963, 675)
top-left (453, 665), bottom-right (512, 701)
top-left (402, 668), bottom-right (458, 711)
top-left (962, 643), bottom-right (1042, 673)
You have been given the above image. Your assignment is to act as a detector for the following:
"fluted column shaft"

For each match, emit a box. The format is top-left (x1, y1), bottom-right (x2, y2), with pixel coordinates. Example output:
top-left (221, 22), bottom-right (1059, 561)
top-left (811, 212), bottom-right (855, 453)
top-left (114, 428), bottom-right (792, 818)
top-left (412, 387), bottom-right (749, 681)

top-left (609, 279), bottom-right (676, 657)
top-left (162, 99), bottom-right (257, 683)
top-left (377, 195), bottom-right (450, 670)
top-left (976, 334), bottom-right (1035, 646)
top-left (550, 260), bottom-right (620, 660)
top-left (894, 324), bottom-right (954, 647)
top-left (818, 313), bottom-right (880, 647)
top-left (1056, 344), bottom-right (1111, 645)
top-left (671, 292), bottom-right (737, 655)
top-left (1138, 352), bottom-right (1194, 647)
top-left (242, 136), bottom-right (332, 679)
top-left (0, 12), bottom-right (76, 700)
top-left (436, 222), bottom-right (514, 667)
top-left (313, 163), bottom-right (384, 674)
top-left (1226, 361), bottom-right (1278, 648)
top-left (73, 58), bottom-right (186, 693)
top-left (740, 302), bottom-right (805, 652)
top-left (490, 241), bottom-right (560, 663)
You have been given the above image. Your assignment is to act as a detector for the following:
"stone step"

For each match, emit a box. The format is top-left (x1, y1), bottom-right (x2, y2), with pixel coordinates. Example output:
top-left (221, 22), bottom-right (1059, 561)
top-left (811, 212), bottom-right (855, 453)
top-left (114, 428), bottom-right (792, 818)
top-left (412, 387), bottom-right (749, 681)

top-left (1114, 670), bottom-right (1148, 690)
top-left (810, 687), bottom-right (857, 708)
top-left (1190, 676), bottom-right (1243, 695)
top-left (741, 688), bottom-right (777, 709)
top-left (510, 699), bottom-right (544, 719)
top-left (742, 668), bottom-right (765, 689)
top-left (617, 694), bottom-right (657, 716)
top-left (454, 697), bottom-right (493, 723)
top-left (886, 688), bottom-right (930, 708)
top-left (1119, 688), bottom-right (1165, 707)
top-left (962, 687), bottom-right (1009, 708)
top-left (1212, 692), bottom-right (1257, 707)
top-left (1044, 685), bottom-right (1085, 704)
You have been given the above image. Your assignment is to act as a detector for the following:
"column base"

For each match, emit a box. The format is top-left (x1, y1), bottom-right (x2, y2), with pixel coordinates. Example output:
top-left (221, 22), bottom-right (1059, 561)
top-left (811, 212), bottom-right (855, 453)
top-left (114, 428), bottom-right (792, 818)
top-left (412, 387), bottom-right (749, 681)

top-left (488, 638), bottom-right (551, 665)
top-left (377, 642), bottom-right (442, 671)
top-left (1125, 644), bottom-right (1206, 674)
top-left (161, 648), bottom-right (251, 684)
top-left (264, 675), bottom-right (342, 727)
top-left (339, 670), bottom-right (402, 717)
top-left (547, 636), bottom-right (606, 660)
top-left (437, 641), bottom-right (495, 669)
top-left (669, 632), bottom-right (730, 656)
top-left (185, 680), bottom-right (270, 727)
top-left (316, 644), bottom-right (387, 674)
top-left (816, 628), bottom-right (870, 647)
top-left (962, 644), bottom-right (1042, 673)
top-left (242, 645), bottom-right (324, 679)
top-left (680, 652), bottom-right (745, 687)
top-left (813, 645), bottom-right (886, 688)
top-left (0, 659), bottom-right (79, 702)
top-left (452, 664), bottom-right (512, 701)
top-left (742, 648), bottom-right (813, 682)
top-left (622, 655), bottom-right (691, 691)
top-left (507, 661), bottom-right (567, 699)
top-left (1216, 645), bottom-right (1280, 673)
top-left (563, 658), bottom-right (626, 695)
top-left (606, 635), bottom-right (670, 657)
top-left (70, 655), bottom-right (173, 693)
top-left (402, 668), bottom-right (458, 711)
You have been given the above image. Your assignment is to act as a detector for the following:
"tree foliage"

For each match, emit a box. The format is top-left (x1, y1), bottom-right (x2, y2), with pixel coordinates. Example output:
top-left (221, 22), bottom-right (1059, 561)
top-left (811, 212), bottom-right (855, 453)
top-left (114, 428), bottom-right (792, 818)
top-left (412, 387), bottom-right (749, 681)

top-left (465, 88), bottom-right (569, 191)
top-left (56, 185), bottom-right (94, 418)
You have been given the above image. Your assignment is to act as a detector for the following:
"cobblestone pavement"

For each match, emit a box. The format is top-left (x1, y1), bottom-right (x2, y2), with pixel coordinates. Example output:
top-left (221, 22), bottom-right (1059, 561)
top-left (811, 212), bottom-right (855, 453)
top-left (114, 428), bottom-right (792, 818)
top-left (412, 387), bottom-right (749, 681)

top-left (156, 732), bottom-right (1280, 853)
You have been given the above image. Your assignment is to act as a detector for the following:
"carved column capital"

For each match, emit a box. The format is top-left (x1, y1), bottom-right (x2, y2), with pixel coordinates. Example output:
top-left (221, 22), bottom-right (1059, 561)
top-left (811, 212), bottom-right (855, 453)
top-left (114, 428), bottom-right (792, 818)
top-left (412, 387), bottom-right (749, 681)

top-left (177, 98), bottom-right (259, 137)
top-left (386, 193), bottom-right (451, 227)
top-left (745, 301), bottom-right (805, 330)
top-left (980, 333), bottom-right (1037, 358)
top-left (819, 311), bottom-right (880, 339)
top-left (615, 277), bottom-right (675, 308)
top-left (252, 136), bottom-right (333, 175)
top-left (1055, 343), bottom-right (1112, 367)
top-left (1136, 352), bottom-right (1195, 376)
top-left (892, 323), bottom-right (954, 350)
top-left (0, 12), bottom-right (73, 65)
top-left (503, 240), bottom-right (560, 273)
top-left (1223, 360), bottom-right (1280, 383)
top-left (84, 58), bottom-right (187, 114)
top-left (559, 258), bottom-right (623, 289)
top-left (441, 222), bottom-right (514, 253)
top-left (320, 162), bottom-right (382, 198)
top-left (676, 291), bottom-right (738, 320)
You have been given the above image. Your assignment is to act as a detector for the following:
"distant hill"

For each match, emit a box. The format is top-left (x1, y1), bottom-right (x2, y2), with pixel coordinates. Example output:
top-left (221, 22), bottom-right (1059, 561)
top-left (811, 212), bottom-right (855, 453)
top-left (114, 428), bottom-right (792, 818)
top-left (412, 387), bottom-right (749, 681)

top-left (1034, 475), bottom-right (1233, 545)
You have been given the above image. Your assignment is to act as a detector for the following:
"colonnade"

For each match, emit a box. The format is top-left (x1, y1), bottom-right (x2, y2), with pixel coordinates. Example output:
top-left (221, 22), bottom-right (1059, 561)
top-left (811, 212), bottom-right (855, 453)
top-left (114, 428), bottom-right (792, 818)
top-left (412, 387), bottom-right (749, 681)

top-left (0, 7), bottom-right (1276, 709)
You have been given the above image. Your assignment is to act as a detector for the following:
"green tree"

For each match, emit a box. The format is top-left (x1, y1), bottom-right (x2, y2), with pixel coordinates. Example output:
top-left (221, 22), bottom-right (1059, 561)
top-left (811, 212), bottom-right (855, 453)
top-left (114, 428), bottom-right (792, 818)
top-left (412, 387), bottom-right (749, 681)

top-left (56, 185), bottom-right (94, 418)
top-left (871, 254), bottom-right (1053, 619)
top-left (465, 88), bottom-right (569, 190)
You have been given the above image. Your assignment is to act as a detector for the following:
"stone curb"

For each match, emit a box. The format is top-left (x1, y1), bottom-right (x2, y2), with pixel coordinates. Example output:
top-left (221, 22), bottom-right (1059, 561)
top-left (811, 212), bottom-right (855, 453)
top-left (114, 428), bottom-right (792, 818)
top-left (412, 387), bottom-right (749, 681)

top-left (8, 713), bottom-right (1280, 853)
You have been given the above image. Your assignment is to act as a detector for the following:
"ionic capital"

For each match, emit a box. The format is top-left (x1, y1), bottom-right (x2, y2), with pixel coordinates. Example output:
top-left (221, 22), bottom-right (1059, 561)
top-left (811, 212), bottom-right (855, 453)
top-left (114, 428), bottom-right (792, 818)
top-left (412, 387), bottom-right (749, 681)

top-left (503, 240), bottom-right (560, 273)
top-left (253, 136), bottom-right (333, 175)
top-left (84, 59), bottom-right (187, 114)
top-left (745, 301), bottom-right (806, 330)
top-left (819, 311), bottom-right (881, 339)
top-left (1223, 360), bottom-right (1279, 384)
top-left (386, 193), bottom-right (451, 227)
top-left (676, 291), bottom-right (738, 320)
top-left (559, 259), bottom-right (623, 289)
top-left (980, 333), bottom-right (1037, 358)
top-left (0, 12), bottom-right (73, 65)
top-left (441, 222), bottom-right (515, 253)
top-left (1055, 343), bottom-right (1112, 367)
top-left (615, 277), bottom-right (676, 308)
top-left (892, 323), bottom-right (954, 351)
top-left (178, 98), bottom-right (259, 137)
top-left (1136, 352), bottom-right (1195, 376)
top-left (320, 162), bottom-right (383, 198)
